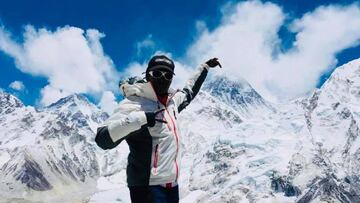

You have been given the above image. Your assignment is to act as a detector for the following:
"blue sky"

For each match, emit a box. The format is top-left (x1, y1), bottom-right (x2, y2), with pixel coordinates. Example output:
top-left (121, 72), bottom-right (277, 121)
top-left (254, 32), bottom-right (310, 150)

top-left (0, 0), bottom-right (360, 110)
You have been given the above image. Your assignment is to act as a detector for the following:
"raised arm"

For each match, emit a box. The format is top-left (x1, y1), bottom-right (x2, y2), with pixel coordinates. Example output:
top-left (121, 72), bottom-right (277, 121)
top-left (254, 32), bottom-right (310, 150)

top-left (173, 58), bottom-right (222, 113)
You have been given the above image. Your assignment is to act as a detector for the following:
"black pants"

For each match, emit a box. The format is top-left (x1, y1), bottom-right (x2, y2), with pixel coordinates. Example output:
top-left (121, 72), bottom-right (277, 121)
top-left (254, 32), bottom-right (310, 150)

top-left (129, 185), bottom-right (179, 203)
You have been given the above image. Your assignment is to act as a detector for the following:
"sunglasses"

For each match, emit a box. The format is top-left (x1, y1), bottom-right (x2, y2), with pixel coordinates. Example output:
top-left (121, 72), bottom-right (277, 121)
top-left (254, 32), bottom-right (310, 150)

top-left (148, 70), bottom-right (174, 80)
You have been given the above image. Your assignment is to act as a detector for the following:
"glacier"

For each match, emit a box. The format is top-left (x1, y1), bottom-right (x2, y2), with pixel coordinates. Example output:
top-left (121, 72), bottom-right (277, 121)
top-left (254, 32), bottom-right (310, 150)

top-left (1, 58), bottom-right (360, 202)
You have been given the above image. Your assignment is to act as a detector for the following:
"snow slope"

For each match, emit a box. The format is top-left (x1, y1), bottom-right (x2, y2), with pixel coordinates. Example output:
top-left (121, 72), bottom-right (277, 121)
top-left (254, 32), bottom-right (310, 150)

top-left (1, 58), bottom-right (360, 202)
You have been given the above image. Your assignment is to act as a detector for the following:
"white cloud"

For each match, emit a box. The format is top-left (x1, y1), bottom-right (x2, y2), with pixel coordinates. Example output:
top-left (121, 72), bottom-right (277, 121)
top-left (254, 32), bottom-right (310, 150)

top-left (136, 34), bottom-right (156, 57)
top-left (9, 80), bottom-right (25, 91)
top-left (40, 85), bottom-right (72, 106)
top-left (123, 62), bottom-right (146, 78)
top-left (99, 91), bottom-right (118, 114)
top-left (0, 25), bottom-right (119, 106)
top-left (185, 1), bottom-right (360, 101)
top-left (2, 1), bottom-right (360, 106)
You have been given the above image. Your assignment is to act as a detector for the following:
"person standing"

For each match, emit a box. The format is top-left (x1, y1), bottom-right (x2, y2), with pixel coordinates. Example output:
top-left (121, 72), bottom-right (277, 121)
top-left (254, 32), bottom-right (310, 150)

top-left (95, 55), bottom-right (222, 203)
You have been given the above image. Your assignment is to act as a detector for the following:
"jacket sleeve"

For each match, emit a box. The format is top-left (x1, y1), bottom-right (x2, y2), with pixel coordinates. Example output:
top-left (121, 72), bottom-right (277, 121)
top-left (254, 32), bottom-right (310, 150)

top-left (173, 63), bottom-right (210, 113)
top-left (95, 104), bottom-right (148, 150)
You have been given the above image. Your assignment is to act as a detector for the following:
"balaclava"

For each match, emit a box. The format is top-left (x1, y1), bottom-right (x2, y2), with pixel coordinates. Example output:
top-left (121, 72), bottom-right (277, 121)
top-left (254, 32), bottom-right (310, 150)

top-left (146, 55), bottom-right (175, 96)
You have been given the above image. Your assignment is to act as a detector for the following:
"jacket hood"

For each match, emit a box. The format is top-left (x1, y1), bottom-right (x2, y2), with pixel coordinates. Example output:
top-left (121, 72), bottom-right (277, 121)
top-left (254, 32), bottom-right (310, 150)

top-left (119, 76), bottom-right (176, 101)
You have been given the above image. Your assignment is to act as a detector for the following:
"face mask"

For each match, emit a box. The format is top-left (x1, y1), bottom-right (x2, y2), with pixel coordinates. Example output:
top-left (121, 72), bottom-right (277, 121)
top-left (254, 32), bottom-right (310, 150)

top-left (149, 76), bottom-right (172, 96)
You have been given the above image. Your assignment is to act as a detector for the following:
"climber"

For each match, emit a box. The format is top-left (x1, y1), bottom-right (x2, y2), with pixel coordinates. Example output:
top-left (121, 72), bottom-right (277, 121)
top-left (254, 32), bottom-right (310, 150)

top-left (95, 55), bottom-right (222, 203)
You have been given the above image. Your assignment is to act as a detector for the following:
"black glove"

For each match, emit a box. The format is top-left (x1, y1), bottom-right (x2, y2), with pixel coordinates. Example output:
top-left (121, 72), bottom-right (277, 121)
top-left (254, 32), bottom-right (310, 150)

top-left (205, 58), bottom-right (222, 68)
top-left (145, 109), bottom-right (167, 127)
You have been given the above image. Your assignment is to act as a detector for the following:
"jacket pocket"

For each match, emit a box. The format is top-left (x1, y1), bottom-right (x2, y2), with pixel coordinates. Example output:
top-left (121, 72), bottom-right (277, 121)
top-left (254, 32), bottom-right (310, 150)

top-left (152, 144), bottom-right (160, 175)
top-left (173, 109), bottom-right (177, 120)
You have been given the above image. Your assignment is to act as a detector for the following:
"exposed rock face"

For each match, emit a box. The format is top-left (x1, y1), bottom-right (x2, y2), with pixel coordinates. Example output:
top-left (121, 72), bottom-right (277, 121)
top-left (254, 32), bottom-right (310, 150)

top-left (4, 150), bottom-right (53, 191)
top-left (271, 175), bottom-right (301, 197)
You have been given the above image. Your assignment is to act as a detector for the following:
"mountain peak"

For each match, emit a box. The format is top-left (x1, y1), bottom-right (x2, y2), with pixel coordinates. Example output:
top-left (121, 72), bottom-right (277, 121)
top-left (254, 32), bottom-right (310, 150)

top-left (317, 58), bottom-right (360, 106)
top-left (46, 93), bottom-right (92, 109)
top-left (0, 92), bottom-right (24, 114)
top-left (44, 93), bottom-right (108, 132)
top-left (204, 74), bottom-right (253, 92)
top-left (323, 58), bottom-right (360, 85)
top-left (203, 74), bottom-right (273, 115)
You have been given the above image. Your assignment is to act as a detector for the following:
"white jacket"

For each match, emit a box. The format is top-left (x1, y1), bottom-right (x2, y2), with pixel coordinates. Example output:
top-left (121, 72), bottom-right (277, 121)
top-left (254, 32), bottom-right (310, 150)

top-left (95, 64), bottom-right (210, 186)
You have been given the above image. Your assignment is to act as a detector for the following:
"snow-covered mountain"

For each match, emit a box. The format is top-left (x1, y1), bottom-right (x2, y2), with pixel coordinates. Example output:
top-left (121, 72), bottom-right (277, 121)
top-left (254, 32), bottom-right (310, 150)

top-left (291, 59), bottom-right (360, 202)
top-left (0, 93), bottom-right (113, 202)
top-left (203, 75), bottom-right (275, 117)
top-left (178, 75), bottom-right (310, 202)
top-left (178, 59), bottom-right (360, 202)
top-left (1, 58), bottom-right (360, 202)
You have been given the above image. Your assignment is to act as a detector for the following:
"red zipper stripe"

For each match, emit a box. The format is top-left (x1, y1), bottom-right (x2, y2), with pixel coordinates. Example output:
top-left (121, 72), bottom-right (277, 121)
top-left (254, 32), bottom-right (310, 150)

top-left (164, 115), bottom-right (179, 180)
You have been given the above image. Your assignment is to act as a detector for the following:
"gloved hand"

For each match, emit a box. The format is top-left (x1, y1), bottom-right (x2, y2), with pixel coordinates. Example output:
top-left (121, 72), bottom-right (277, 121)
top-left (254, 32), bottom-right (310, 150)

top-left (206, 58), bottom-right (222, 68)
top-left (145, 109), bottom-right (167, 127)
